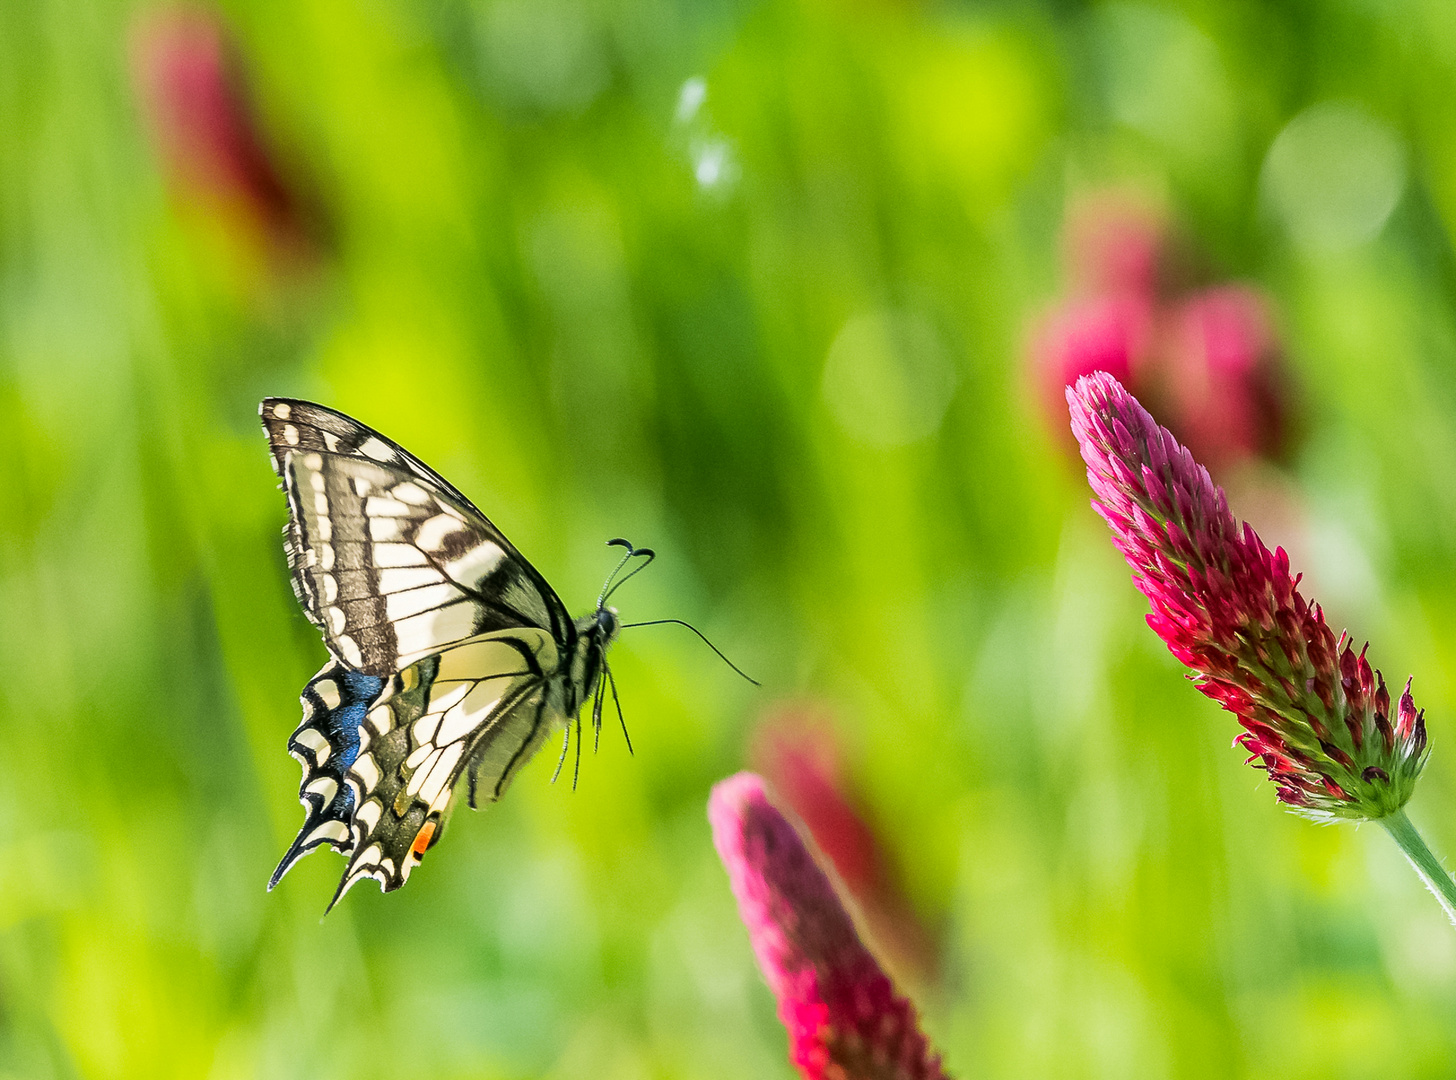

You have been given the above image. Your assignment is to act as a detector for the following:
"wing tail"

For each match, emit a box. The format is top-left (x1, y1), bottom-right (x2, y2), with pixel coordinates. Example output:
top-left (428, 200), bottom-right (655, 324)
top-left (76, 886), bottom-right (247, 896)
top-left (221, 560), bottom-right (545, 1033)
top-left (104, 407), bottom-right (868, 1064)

top-left (269, 662), bottom-right (387, 890)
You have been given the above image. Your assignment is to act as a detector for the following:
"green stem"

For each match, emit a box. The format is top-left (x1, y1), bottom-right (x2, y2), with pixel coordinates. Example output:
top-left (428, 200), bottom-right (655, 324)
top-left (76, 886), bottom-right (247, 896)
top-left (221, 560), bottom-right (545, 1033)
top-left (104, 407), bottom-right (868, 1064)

top-left (1380, 809), bottom-right (1456, 927)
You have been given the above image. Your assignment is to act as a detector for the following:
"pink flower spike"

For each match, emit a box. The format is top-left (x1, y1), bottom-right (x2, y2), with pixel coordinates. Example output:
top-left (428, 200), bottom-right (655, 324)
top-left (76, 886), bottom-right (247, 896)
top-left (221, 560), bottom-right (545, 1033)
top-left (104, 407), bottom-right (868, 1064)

top-left (709, 773), bottom-right (949, 1080)
top-left (1068, 372), bottom-right (1428, 821)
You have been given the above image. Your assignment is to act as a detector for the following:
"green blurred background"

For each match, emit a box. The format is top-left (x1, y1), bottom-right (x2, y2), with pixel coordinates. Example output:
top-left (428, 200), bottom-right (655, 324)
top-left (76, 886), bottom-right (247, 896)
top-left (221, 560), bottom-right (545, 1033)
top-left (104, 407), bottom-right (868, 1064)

top-left (7, 0), bottom-right (1456, 1076)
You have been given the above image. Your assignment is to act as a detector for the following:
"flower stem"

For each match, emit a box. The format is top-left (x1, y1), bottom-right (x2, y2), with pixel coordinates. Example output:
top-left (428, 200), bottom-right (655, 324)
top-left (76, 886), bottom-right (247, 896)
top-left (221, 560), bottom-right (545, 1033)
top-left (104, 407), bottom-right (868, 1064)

top-left (1380, 809), bottom-right (1456, 927)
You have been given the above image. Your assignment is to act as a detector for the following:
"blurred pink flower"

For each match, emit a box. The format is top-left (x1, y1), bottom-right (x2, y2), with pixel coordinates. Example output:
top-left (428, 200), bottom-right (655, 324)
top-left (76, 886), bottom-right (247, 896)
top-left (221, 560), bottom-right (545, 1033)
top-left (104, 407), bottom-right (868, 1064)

top-left (1033, 293), bottom-right (1151, 423)
top-left (709, 773), bottom-right (949, 1080)
top-left (1069, 372), bottom-right (1426, 819)
top-left (131, 9), bottom-right (314, 253)
top-left (752, 711), bottom-right (939, 984)
top-left (1162, 285), bottom-right (1285, 469)
top-left (1034, 193), bottom-right (1288, 472)
top-left (1062, 194), bottom-right (1167, 298)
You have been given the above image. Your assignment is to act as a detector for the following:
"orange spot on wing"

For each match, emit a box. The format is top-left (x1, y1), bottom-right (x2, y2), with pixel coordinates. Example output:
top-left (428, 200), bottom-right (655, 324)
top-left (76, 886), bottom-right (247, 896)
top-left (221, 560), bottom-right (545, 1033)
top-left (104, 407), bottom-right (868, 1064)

top-left (411, 821), bottom-right (436, 858)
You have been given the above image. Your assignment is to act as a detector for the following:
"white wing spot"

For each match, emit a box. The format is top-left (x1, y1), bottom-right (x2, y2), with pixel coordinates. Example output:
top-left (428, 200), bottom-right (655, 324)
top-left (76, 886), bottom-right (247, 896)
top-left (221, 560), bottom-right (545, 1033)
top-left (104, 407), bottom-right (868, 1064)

top-left (320, 545), bottom-right (336, 571)
top-left (436, 680), bottom-right (510, 745)
top-left (294, 727), bottom-right (330, 765)
top-left (444, 542), bottom-right (506, 588)
top-left (273, 402), bottom-right (292, 420)
top-left (367, 704), bottom-right (394, 735)
top-left (419, 743), bottom-right (465, 808)
top-left (413, 713), bottom-right (440, 743)
top-left (310, 471), bottom-right (326, 493)
top-left (336, 634), bottom-right (363, 668)
top-left (326, 606), bottom-right (346, 634)
top-left (394, 604), bottom-right (478, 660)
top-left (323, 431), bottom-right (341, 452)
top-left (355, 843), bottom-right (383, 867)
top-left (302, 453), bottom-right (323, 469)
top-left (305, 776), bottom-right (339, 805)
top-left (386, 582), bottom-right (464, 621)
top-left (314, 679), bottom-right (341, 710)
top-left (317, 517), bottom-right (332, 542)
top-left (373, 543), bottom-right (430, 568)
top-left (416, 514), bottom-right (465, 553)
top-left (320, 574), bottom-right (338, 603)
top-left (284, 424), bottom-right (300, 446)
top-left (314, 492), bottom-right (329, 516)
top-left (355, 799), bottom-right (383, 834)
top-left (353, 476), bottom-right (373, 496)
top-left (405, 743), bottom-right (434, 770)
top-left (405, 749), bottom-right (442, 798)
top-left (391, 482), bottom-right (431, 505)
top-left (378, 566), bottom-right (445, 593)
top-left (359, 437), bottom-right (394, 462)
top-left (368, 517), bottom-right (402, 542)
top-left (352, 753), bottom-right (382, 793)
top-left (365, 497), bottom-right (412, 517)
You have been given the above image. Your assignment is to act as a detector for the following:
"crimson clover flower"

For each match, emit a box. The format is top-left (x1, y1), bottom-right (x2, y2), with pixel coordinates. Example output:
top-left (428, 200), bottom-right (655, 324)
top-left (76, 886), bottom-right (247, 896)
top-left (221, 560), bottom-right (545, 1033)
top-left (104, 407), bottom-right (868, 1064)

top-left (1070, 371), bottom-right (1456, 922)
top-left (709, 773), bottom-right (949, 1080)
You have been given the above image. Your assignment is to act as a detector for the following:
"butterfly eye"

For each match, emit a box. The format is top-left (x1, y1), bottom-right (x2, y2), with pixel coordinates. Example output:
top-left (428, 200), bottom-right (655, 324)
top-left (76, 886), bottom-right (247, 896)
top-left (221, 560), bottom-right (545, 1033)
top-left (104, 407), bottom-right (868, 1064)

top-left (597, 607), bottom-right (620, 639)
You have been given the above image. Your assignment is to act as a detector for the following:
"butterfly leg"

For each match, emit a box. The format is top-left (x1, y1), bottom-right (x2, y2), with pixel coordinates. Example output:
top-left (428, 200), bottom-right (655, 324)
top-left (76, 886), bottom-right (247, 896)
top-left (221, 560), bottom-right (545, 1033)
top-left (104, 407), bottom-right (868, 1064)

top-left (607, 664), bottom-right (633, 756)
top-left (571, 708), bottom-right (583, 790)
top-left (550, 718), bottom-right (571, 784)
top-left (592, 673), bottom-right (606, 754)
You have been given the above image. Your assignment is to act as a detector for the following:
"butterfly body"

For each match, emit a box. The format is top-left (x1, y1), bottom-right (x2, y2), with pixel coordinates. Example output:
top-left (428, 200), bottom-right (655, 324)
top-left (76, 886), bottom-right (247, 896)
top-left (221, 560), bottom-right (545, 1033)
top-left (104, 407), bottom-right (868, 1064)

top-left (260, 398), bottom-right (625, 906)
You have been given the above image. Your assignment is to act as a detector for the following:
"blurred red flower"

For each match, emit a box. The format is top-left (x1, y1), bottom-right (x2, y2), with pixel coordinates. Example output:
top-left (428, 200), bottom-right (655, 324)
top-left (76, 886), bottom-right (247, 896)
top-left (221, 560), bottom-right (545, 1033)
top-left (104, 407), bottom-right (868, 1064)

top-left (131, 9), bottom-right (315, 255)
top-left (752, 710), bottom-right (940, 986)
top-left (1033, 193), bottom-right (1287, 472)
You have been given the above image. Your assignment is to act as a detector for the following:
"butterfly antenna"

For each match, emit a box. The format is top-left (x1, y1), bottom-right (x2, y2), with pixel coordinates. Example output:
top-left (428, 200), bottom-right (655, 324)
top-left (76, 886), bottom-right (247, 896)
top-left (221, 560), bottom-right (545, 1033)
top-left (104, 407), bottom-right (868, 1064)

top-left (606, 663), bottom-right (633, 755)
top-left (601, 543), bottom-right (656, 606)
top-left (597, 539), bottom-right (640, 608)
top-left (620, 619), bottom-right (760, 686)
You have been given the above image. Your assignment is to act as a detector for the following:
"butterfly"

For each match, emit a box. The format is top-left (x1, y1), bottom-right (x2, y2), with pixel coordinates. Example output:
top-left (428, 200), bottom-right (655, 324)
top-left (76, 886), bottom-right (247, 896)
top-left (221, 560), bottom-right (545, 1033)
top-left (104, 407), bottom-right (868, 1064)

top-left (259, 399), bottom-right (651, 907)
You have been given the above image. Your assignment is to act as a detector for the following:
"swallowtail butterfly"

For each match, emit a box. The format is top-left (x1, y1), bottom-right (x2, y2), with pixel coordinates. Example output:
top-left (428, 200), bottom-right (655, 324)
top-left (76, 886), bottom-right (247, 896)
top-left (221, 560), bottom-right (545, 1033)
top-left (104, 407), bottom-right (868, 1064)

top-left (260, 399), bottom-right (641, 907)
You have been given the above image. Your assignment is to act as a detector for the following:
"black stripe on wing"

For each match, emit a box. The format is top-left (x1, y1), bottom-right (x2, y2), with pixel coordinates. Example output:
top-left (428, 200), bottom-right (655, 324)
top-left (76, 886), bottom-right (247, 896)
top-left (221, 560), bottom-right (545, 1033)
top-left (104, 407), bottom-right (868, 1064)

top-left (327, 629), bottom-right (560, 908)
top-left (269, 662), bottom-right (387, 889)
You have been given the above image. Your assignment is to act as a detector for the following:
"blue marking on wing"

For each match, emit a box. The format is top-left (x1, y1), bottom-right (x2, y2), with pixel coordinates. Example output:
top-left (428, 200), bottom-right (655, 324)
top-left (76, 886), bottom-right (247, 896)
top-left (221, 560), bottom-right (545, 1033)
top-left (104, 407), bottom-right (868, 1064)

top-left (326, 668), bottom-right (386, 818)
top-left (269, 663), bottom-right (388, 889)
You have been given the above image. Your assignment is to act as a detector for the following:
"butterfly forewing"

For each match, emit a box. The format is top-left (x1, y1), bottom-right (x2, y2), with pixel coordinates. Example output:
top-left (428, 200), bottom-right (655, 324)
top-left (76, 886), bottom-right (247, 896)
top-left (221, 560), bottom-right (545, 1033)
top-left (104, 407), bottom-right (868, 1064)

top-left (329, 629), bottom-right (559, 906)
top-left (261, 399), bottom-right (570, 675)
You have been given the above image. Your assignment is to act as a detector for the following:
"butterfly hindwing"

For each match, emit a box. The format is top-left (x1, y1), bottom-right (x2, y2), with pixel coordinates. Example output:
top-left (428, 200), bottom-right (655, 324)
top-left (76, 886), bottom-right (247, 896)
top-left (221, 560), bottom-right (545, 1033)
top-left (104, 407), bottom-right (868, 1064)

top-left (270, 661), bottom-right (388, 889)
top-left (329, 629), bottom-right (560, 906)
top-left (260, 399), bottom-right (571, 675)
